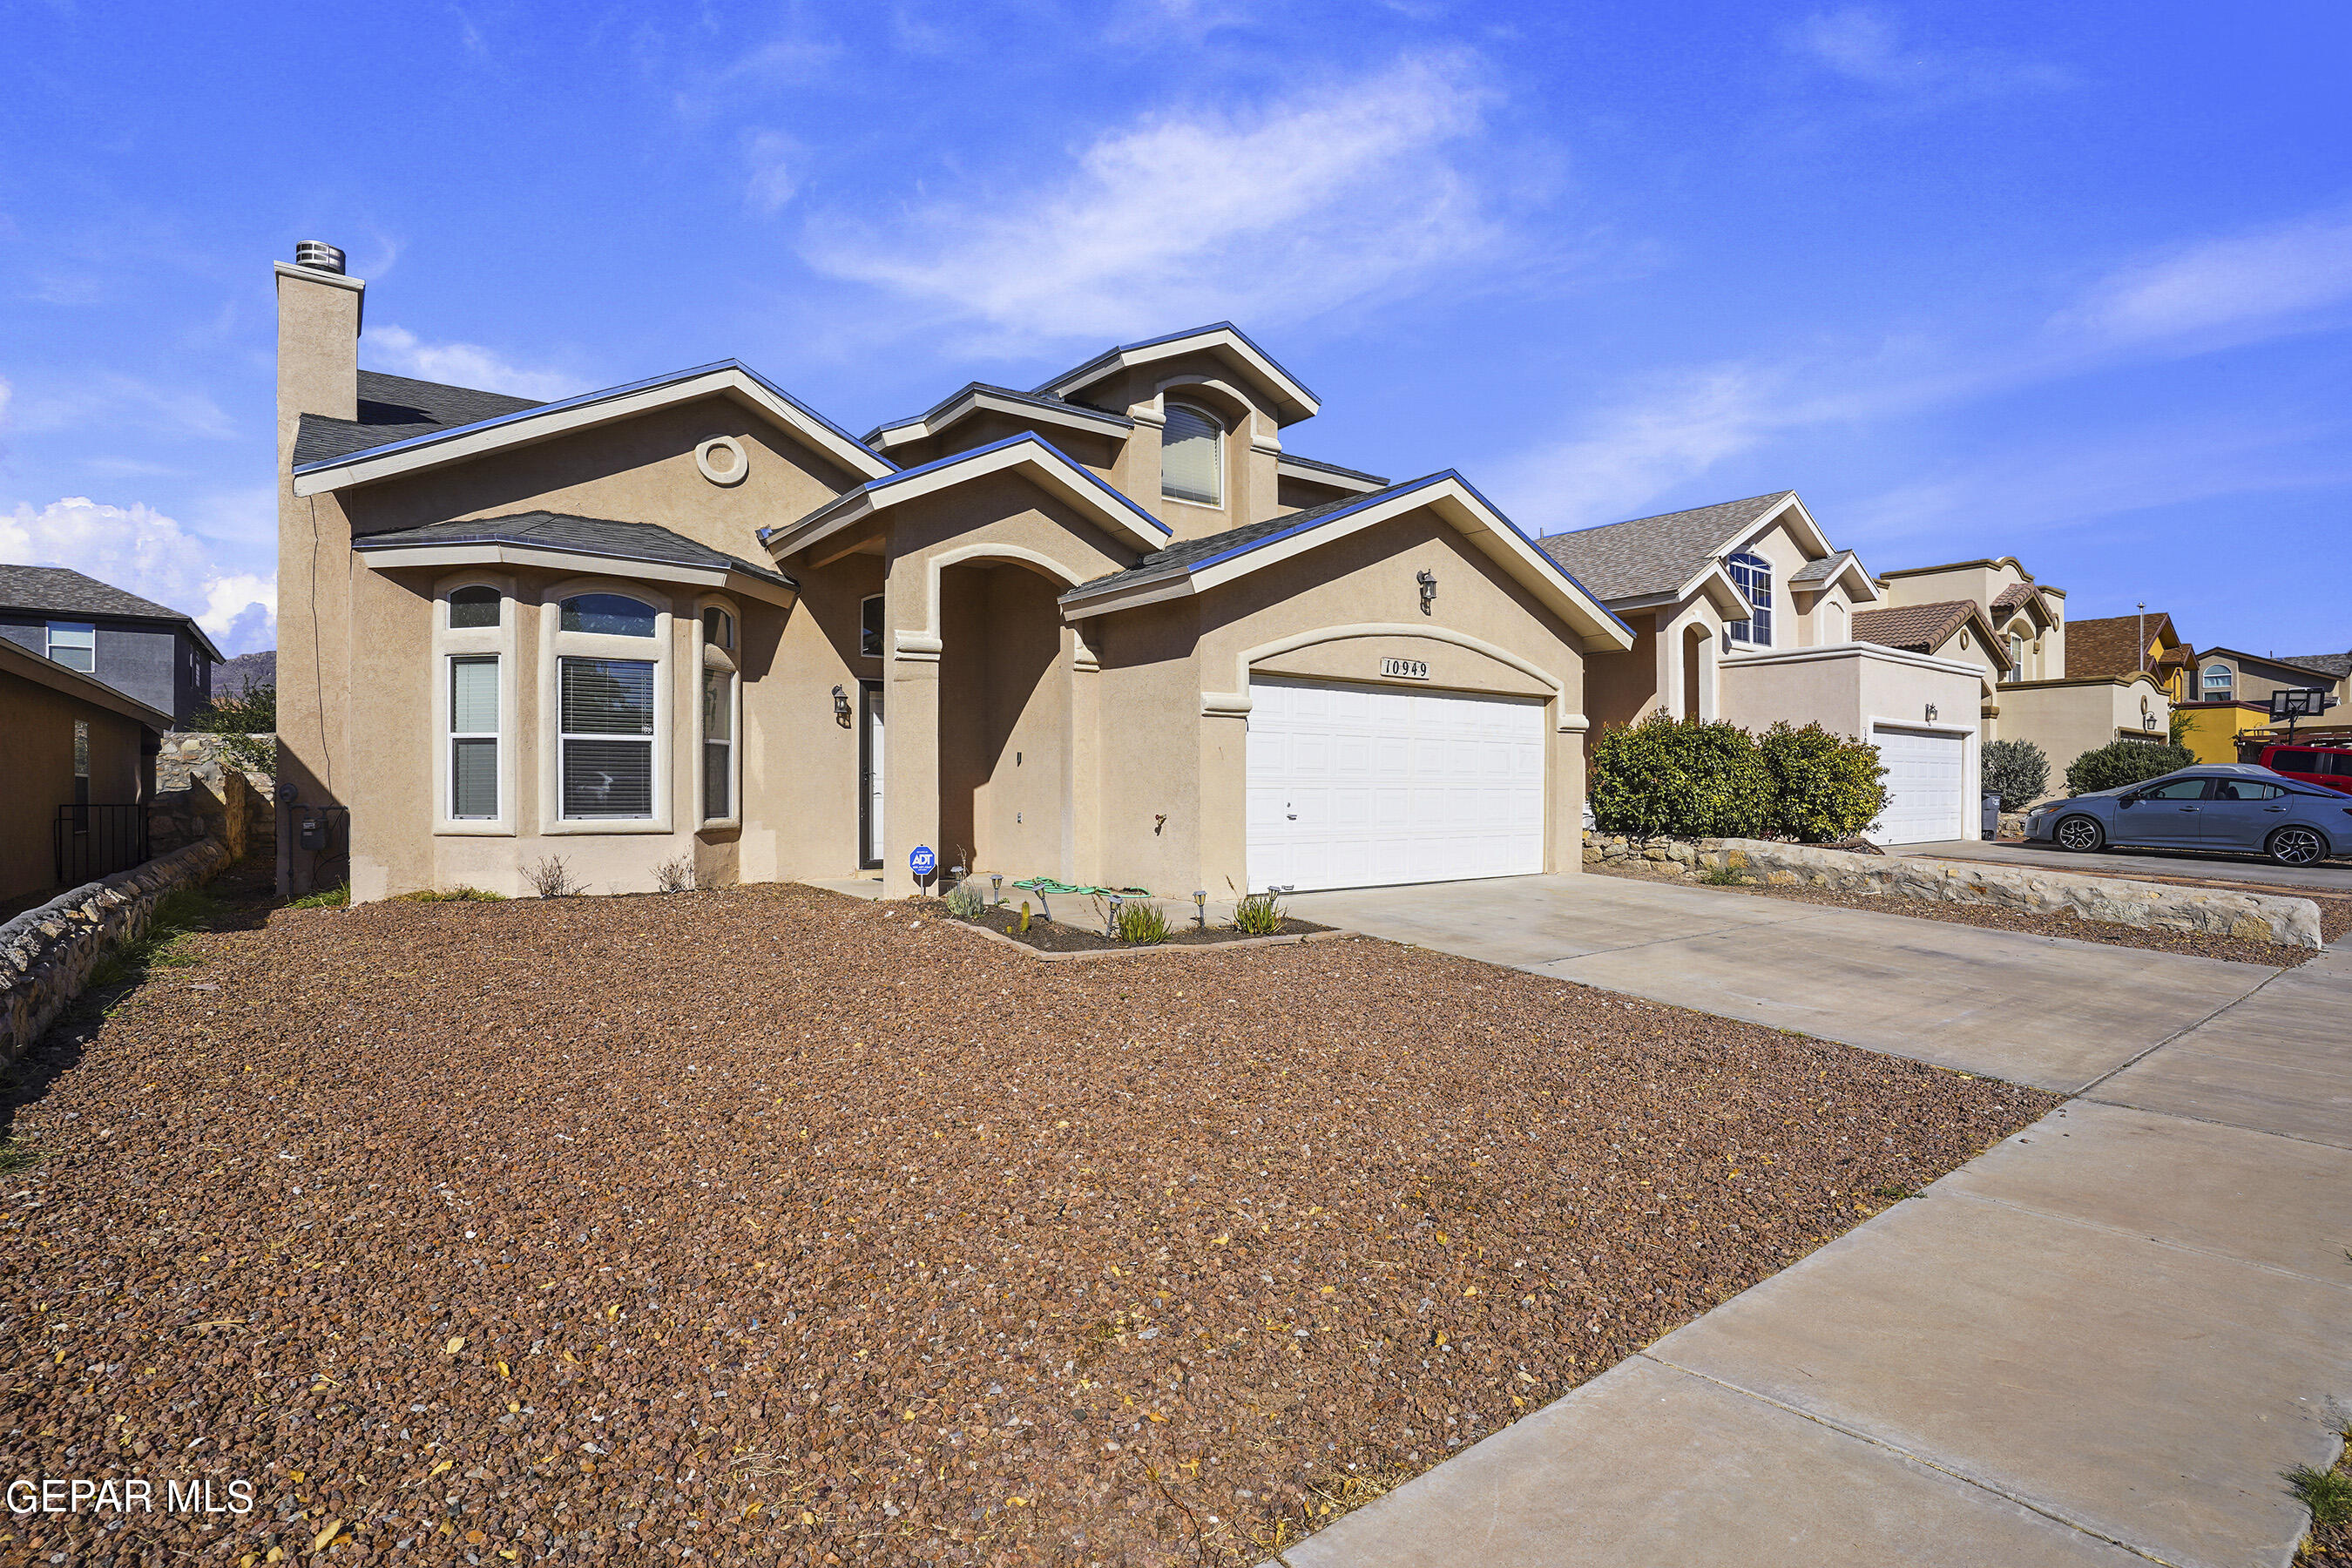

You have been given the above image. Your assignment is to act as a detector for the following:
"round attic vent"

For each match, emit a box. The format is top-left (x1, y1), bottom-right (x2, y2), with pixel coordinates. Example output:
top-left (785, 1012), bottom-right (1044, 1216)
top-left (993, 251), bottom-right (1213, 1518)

top-left (696, 436), bottom-right (749, 487)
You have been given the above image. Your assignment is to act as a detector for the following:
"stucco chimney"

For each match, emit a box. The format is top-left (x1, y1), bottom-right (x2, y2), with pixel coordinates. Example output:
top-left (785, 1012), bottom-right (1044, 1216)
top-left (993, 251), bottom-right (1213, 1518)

top-left (274, 242), bottom-right (364, 471)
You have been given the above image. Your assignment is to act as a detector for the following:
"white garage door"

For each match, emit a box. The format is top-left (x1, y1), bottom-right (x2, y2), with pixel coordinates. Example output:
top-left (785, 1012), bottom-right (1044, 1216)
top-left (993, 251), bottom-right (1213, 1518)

top-left (1247, 677), bottom-right (1545, 893)
top-left (1870, 724), bottom-right (1965, 844)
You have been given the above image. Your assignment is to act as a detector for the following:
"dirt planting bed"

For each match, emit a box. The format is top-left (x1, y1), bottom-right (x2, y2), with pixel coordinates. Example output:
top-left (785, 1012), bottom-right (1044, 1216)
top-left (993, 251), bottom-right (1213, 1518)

top-left (0, 883), bottom-right (2051, 1566)
top-left (937, 902), bottom-right (1331, 954)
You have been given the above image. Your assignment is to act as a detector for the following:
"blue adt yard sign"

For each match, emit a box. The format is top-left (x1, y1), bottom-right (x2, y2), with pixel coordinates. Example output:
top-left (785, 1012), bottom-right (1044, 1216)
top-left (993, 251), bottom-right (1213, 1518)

top-left (909, 844), bottom-right (936, 880)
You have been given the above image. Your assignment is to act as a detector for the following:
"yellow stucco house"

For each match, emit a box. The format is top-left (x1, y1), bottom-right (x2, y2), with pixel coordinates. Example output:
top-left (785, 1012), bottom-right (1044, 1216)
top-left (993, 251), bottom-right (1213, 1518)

top-left (2177, 645), bottom-right (2350, 762)
top-left (271, 244), bottom-right (1632, 902)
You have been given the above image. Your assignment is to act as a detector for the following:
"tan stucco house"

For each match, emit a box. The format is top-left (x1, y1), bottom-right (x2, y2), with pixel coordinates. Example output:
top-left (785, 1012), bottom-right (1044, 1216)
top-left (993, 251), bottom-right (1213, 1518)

top-left (1536, 492), bottom-right (1985, 843)
top-left (272, 245), bottom-right (1632, 903)
top-left (1873, 558), bottom-right (2173, 780)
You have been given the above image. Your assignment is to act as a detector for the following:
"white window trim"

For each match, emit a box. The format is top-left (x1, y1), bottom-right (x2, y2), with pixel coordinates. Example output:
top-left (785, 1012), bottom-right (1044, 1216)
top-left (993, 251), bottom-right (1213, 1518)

top-left (433, 574), bottom-right (517, 836)
top-left (1159, 397), bottom-right (1227, 510)
top-left (539, 578), bottom-right (674, 835)
top-left (47, 620), bottom-right (97, 672)
top-left (695, 593), bottom-right (743, 831)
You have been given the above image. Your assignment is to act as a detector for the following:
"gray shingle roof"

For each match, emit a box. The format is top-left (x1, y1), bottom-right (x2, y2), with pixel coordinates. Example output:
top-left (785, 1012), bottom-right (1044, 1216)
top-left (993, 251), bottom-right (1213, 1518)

top-left (349, 512), bottom-right (794, 587)
top-left (1789, 549), bottom-right (1855, 585)
top-left (1069, 483), bottom-right (1420, 595)
top-left (2281, 651), bottom-right (2352, 679)
top-left (1280, 453), bottom-right (1390, 486)
top-left (1535, 492), bottom-right (1795, 602)
top-left (0, 564), bottom-right (225, 659)
top-left (293, 370), bottom-right (544, 468)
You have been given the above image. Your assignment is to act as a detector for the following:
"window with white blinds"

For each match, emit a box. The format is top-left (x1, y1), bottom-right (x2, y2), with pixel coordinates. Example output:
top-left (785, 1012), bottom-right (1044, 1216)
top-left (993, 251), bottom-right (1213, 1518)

top-left (449, 655), bottom-right (500, 819)
top-left (560, 657), bottom-right (655, 819)
top-left (1160, 402), bottom-right (1224, 506)
top-left (702, 668), bottom-right (733, 822)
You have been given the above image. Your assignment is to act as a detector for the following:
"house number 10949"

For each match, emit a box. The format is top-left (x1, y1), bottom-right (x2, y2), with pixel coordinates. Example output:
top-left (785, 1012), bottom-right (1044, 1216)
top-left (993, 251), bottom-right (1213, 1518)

top-left (1380, 657), bottom-right (1429, 680)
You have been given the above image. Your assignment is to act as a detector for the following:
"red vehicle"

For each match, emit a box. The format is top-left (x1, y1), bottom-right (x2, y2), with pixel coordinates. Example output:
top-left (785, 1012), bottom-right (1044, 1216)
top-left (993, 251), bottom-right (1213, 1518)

top-left (2247, 740), bottom-right (2352, 796)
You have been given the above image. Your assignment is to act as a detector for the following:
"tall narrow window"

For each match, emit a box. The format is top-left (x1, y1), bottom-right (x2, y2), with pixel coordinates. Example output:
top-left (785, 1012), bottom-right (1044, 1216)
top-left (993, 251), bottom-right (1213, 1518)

top-left (702, 607), bottom-right (734, 650)
top-left (702, 668), bottom-right (733, 821)
top-left (47, 621), bottom-right (96, 672)
top-left (2008, 632), bottom-right (2025, 679)
top-left (1160, 402), bottom-right (1224, 506)
top-left (560, 657), bottom-right (656, 819)
top-left (449, 655), bottom-right (500, 820)
top-left (1725, 552), bottom-right (1774, 645)
top-left (71, 721), bottom-right (91, 826)
top-left (860, 594), bottom-right (884, 658)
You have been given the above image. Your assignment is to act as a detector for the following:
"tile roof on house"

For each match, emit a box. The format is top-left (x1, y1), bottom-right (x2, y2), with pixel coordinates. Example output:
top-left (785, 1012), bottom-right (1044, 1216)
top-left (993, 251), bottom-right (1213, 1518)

top-left (1534, 492), bottom-right (1794, 602)
top-left (348, 512), bottom-right (795, 587)
top-left (2065, 612), bottom-right (2181, 679)
top-left (1851, 599), bottom-right (1980, 653)
top-left (1993, 583), bottom-right (2040, 609)
top-left (293, 370), bottom-right (544, 468)
top-left (2282, 651), bottom-right (2352, 680)
top-left (0, 564), bottom-right (225, 660)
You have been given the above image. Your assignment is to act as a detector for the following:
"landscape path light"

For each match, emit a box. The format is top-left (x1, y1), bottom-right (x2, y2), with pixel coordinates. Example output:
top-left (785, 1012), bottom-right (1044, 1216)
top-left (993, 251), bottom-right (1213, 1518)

top-left (1193, 890), bottom-right (1206, 929)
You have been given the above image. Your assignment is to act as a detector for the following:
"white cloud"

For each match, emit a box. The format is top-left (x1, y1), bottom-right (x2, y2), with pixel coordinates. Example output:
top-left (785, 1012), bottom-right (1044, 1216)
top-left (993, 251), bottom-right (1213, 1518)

top-left (805, 52), bottom-right (1506, 348)
top-left (0, 497), bottom-right (276, 655)
top-left (1790, 9), bottom-right (2071, 102)
top-left (2065, 211), bottom-right (2352, 348)
top-left (365, 325), bottom-right (591, 402)
top-left (743, 130), bottom-right (801, 216)
top-left (1488, 365), bottom-right (1795, 533)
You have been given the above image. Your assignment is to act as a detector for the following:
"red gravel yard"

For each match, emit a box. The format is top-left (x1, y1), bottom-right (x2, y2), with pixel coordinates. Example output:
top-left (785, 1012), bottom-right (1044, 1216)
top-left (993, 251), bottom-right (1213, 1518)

top-left (0, 884), bottom-right (2051, 1565)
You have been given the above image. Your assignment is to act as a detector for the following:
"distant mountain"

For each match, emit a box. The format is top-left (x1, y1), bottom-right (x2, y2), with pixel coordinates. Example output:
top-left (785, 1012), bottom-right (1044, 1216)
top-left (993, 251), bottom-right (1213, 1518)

top-left (217, 649), bottom-right (275, 696)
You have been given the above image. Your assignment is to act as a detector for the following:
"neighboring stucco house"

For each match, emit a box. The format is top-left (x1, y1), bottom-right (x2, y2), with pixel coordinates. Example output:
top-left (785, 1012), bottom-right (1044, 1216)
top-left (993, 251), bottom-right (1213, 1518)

top-left (2181, 645), bottom-right (2349, 762)
top-left (0, 634), bottom-right (166, 903)
top-left (1874, 559), bottom-right (2173, 781)
top-left (1536, 492), bottom-right (1984, 844)
top-left (273, 244), bottom-right (1632, 902)
top-left (0, 565), bottom-right (223, 724)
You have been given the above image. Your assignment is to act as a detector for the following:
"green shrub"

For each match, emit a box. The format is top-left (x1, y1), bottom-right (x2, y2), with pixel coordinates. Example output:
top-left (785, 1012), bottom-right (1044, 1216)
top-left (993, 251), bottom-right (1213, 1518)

top-left (2065, 740), bottom-right (2193, 795)
top-left (1113, 901), bottom-right (1170, 944)
top-left (188, 684), bottom-right (276, 775)
top-left (1982, 739), bottom-right (2051, 811)
top-left (1231, 891), bottom-right (1286, 936)
top-left (1590, 712), bottom-right (1774, 839)
top-left (1758, 721), bottom-right (1887, 842)
top-left (943, 880), bottom-right (986, 920)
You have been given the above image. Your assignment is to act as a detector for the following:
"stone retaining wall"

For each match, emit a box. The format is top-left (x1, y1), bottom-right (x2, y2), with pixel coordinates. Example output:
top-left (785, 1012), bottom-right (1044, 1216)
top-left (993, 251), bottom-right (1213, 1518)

top-left (152, 733), bottom-right (274, 862)
top-left (0, 838), bottom-right (233, 1061)
top-left (1583, 832), bottom-right (1723, 872)
top-left (1713, 838), bottom-right (2323, 950)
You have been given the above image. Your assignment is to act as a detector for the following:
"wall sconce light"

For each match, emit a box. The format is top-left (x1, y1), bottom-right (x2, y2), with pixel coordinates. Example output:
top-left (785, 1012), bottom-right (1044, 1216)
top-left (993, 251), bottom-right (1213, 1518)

top-left (1193, 890), bottom-right (1206, 929)
top-left (1924, 703), bottom-right (1939, 722)
top-left (1416, 570), bottom-right (1437, 616)
top-left (831, 685), bottom-right (852, 727)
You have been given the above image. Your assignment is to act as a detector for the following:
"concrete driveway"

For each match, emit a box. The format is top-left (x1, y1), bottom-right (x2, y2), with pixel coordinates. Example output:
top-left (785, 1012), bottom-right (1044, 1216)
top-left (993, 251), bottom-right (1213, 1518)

top-left (1903, 835), bottom-right (2352, 894)
top-left (1281, 874), bottom-right (2275, 1092)
top-left (1270, 874), bottom-right (2352, 1568)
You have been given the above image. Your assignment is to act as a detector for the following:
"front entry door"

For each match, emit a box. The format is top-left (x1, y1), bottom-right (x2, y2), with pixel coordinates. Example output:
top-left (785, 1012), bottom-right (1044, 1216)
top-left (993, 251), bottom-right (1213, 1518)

top-left (859, 680), bottom-right (884, 868)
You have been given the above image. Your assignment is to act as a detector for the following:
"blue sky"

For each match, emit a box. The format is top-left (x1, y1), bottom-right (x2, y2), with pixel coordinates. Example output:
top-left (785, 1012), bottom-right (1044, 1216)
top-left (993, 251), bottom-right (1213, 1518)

top-left (2, 0), bottom-right (2345, 659)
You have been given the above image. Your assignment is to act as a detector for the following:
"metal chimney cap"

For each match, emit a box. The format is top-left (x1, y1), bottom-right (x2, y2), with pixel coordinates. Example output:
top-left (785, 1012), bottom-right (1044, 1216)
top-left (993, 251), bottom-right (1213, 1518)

top-left (294, 240), bottom-right (347, 274)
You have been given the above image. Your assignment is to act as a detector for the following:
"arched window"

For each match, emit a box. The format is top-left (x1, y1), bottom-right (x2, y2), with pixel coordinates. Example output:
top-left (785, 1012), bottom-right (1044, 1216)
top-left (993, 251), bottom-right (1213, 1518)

top-left (449, 585), bottom-right (501, 629)
top-left (559, 593), bottom-right (657, 638)
top-left (2202, 662), bottom-right (2233, 700)
top-left (1160, 401), bottom-right (1225, 507)
top-left (1725, 552), bottom-right (1773, 645)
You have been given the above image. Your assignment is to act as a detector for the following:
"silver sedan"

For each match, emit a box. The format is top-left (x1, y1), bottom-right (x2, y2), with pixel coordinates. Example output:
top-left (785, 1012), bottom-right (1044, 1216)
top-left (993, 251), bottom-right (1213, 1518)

top-left (2025, 763), bottom-right (2349, 867)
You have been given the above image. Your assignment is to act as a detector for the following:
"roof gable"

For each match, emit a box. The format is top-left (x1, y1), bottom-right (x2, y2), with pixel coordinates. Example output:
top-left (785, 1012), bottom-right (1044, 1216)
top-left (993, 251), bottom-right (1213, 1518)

top-left (1035, 323), bottom-right (1319, 425)
top-left (293, 361), bottom-right (895, 496)
top-left (862, 383), bottom-right (1132, 452)
top-left (0, 564), bottom-right (224, 661)
top-left (2067, 612), bottom-right (2183, 679)
top-left (1061, 471), bottom-right (1634, 653)
top-left (1536, 491), bottom-right (1831, 604)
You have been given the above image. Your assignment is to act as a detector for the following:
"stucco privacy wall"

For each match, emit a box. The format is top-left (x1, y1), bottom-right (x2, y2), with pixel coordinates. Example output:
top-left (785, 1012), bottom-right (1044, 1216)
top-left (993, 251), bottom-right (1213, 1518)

top-left (1084, 505), bottom-right (1594, 900)
top-left (2002, 674), bottom-right (2169, 775)
top-left (0, 838), bottom-right (232, 1062)
top-left (0, 665), bottom-right (150, 902)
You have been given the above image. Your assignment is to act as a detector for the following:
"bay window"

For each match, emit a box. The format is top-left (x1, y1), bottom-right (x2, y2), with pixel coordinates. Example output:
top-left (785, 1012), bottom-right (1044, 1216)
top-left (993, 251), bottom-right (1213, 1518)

top-left (699, 596), bottom-right (740, 825)
top-left (449, 655), bottom-right (500, 819)
top-left (559, 656), bottom-right (656, 819)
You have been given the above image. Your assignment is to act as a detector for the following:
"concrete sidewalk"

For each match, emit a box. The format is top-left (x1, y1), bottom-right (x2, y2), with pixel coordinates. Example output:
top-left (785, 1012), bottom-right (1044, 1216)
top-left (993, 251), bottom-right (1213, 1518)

top-left (1269, 878), bottom-right (2352, 1568)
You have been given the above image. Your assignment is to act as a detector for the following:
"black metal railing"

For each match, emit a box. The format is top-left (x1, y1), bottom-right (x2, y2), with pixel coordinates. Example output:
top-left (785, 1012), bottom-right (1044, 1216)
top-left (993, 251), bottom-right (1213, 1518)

top-left (54, 804), bottom-right (151, 888)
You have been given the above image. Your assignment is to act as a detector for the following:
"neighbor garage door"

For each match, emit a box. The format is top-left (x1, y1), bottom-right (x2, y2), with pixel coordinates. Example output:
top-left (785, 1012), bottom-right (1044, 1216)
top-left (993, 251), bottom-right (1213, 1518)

top-left (1246, 677), bottom-right (1545, 893)
top-left (1869, 724), bottom-right (1965, 844)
